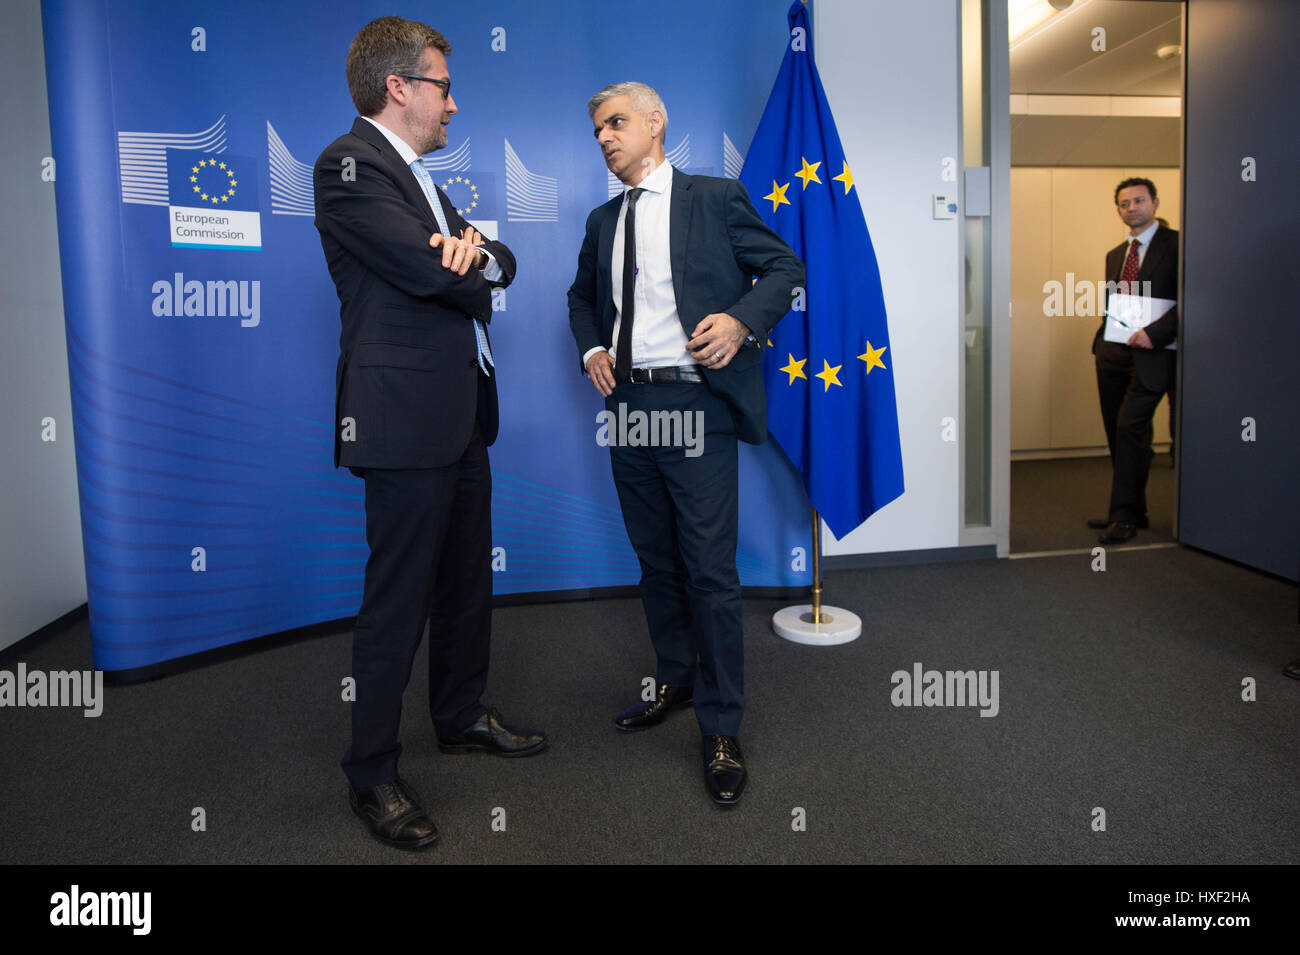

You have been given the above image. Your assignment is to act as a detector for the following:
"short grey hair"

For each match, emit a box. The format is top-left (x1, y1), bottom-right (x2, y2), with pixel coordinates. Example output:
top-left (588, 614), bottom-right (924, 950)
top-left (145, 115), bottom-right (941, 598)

top-left (587, 81), bottom-right (669, 139)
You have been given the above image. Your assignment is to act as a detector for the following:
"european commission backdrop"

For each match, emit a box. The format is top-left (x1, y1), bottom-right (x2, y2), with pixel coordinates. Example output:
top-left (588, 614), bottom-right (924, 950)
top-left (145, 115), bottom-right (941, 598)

top-left (42, 0), bottom-right (812, 671)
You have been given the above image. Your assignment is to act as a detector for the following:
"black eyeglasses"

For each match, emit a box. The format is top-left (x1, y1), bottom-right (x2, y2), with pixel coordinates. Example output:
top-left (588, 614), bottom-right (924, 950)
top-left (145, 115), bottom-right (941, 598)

top-left (398, 74), bottom-right (451, 99)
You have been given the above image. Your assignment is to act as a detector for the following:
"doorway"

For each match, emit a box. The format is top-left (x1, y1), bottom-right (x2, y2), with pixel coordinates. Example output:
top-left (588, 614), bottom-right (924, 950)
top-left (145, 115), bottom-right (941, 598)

top-left (1006, 0), bottom-right (1184, 555)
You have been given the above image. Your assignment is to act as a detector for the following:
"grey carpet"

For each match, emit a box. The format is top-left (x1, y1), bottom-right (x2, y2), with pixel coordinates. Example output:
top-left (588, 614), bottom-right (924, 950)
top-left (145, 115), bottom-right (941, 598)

top-left (2, 544), bottom-right (1296, 865)
top-left (1011, 454), bottom-right (1175, 553)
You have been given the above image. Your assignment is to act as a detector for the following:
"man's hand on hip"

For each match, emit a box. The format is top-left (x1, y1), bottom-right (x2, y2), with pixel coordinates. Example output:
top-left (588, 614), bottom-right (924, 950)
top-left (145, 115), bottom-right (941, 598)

top-left (586, 350), bottom-right (617, 398)
top-left (429, 225), bottom-right (485, 275)
top-left (688, 313), bottom-right (751, 370)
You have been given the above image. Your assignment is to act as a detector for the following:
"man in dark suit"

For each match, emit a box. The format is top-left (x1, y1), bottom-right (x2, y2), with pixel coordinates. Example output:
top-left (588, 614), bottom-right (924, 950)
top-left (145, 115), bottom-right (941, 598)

top-left (313, 16), bottom-right (545, 851)
top-left (1091, 177), bottom-right (1179, 544)
top-left (568, 82), bottom-right (804, 806)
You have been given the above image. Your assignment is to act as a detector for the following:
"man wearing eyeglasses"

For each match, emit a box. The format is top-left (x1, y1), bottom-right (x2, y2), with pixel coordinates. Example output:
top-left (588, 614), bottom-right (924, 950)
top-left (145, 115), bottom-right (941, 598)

top-left (313, 16), bottom-right (546, 852)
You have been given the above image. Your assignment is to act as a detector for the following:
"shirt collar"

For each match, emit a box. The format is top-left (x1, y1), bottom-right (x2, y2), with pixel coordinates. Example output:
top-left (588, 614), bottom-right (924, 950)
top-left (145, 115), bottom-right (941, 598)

top-left (626, 158), bottom-right (673, 196)
top-left (1129, 219), bottom-right (1160, 246)
top-left (362, 116), bottom-right (420, 167)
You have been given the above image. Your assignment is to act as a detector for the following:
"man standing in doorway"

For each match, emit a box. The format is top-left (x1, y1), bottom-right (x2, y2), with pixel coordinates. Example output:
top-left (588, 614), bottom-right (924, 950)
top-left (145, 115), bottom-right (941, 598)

top-left (1090, 177), bottom-right (1179, 544)
top-left (567, 82), bottom-right (803, 806)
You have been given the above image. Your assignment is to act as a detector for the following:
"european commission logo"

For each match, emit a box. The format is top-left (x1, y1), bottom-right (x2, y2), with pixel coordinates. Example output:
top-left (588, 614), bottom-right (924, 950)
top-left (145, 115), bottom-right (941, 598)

top-left (165, 153), bottom-right (261, 249)
top-left (116, 114), bottom-right (262, 250)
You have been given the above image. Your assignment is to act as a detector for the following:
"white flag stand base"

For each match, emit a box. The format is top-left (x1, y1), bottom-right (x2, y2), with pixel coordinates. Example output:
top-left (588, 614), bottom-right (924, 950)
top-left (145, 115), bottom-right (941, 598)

top-left (772, 604), bottom-right (862, 646)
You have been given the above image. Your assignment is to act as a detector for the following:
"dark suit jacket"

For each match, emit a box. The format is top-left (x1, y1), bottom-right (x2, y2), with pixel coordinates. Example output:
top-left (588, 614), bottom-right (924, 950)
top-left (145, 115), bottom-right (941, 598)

top-left (1094, 224), bottom-right (1179, 391)
top-left (567, 167), bottom-right (804, 445)
top-left (314, 118), bottom-right (516, 469)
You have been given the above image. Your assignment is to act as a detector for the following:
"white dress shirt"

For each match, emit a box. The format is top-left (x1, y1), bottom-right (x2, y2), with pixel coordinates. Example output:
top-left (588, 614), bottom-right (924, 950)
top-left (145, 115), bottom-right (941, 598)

top-left (1124, 219), bottom-right (1160, 269)
top-left (583, 159), bottom-right (693, 370)
top-left (361, 116), bottom-right (502, 282)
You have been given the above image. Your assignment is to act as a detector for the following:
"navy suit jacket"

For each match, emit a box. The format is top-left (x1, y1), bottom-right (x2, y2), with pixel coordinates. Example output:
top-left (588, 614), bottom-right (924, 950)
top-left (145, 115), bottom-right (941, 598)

top-left (314, 118), bottom-right (516, 469)
top-left (1094, 224), bottom-right (1179, 392)
top-left (567, 167), bottom-right (805, 445)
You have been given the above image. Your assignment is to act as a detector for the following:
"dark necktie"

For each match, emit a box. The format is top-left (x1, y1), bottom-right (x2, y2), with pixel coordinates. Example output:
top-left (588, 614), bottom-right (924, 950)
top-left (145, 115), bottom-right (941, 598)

top-left (614, 187), bottom-right (645, 382)
top-left (1120, 238), bottom-right (1140, 292)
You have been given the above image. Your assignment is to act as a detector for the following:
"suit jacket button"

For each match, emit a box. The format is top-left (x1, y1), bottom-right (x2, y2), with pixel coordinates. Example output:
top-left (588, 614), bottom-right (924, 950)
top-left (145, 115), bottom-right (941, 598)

top-left (469, 359), bottom-right (478, 367)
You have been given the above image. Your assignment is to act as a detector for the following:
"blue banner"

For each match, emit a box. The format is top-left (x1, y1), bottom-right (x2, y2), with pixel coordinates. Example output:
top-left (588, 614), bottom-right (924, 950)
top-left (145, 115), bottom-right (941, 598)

top-left (41, 0), bottom-right (815, 671)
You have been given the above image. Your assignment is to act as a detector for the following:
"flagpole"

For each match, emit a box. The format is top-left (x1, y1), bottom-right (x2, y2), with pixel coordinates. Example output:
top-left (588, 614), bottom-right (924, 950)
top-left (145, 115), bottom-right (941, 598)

top-left (772, 507), bottom-right (862, 646)
top-left (810, 507), bottom-right (822, 624)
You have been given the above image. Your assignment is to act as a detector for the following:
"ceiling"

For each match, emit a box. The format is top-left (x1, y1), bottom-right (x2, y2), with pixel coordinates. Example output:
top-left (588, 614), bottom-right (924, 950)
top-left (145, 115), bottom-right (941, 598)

top-left (1010, 0), bottom-right (1182, 166)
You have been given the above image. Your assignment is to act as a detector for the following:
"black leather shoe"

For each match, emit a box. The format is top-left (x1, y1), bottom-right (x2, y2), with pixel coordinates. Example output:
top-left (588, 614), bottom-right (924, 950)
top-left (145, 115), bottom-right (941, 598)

top-left (438, 707), bottom-right (547, 757)
top-left (702, 735), bottom-right (746, 806)
top-left (614, 683), bottom-right (693, 732)
top-left (1088, 516), bottom-right (1148, 529)
top-left (1098, 521), bottom-right (1138, 545)
top-left (349, 777), bottom-right (439, 850)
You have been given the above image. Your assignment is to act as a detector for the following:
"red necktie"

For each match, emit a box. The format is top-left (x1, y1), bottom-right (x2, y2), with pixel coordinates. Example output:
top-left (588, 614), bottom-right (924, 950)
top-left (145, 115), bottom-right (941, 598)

top-left (1120, 238), bottom-right (1140, 292)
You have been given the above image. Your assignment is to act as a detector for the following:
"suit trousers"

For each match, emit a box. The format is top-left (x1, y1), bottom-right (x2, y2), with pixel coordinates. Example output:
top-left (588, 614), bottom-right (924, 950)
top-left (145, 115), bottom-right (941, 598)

top-left (1095, 345), bottom-right (1134, 462)
top-left (1108, 351), bottom-right (1176, 524)
top-left (342, 421), bottom-right (492, 789)
top-left (606, 381), bottom-right (744, 736)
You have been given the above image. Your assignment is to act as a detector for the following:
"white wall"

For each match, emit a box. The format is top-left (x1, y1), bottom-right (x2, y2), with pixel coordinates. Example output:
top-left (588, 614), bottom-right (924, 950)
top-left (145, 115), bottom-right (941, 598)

top-left (816, 0), bottom-right (966, 555)
top-left (0, 0), bottom-right (87, 649)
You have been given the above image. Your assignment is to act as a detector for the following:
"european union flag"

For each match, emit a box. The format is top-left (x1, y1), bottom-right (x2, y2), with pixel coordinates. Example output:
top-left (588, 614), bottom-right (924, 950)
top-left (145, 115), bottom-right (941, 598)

top-left (436, 170), bottom-right (497, 221)
top-left (166, 152), bottom-right (259, 212)
top-left (740, 0), bottom-right (904, 539)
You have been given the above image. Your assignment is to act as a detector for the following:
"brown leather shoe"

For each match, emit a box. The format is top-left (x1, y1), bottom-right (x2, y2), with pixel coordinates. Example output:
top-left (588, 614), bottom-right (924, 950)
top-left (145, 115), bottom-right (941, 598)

top-left (614, 683), bottom-right (693, 732)
top-left (349, 777), bottom-right (439, 850)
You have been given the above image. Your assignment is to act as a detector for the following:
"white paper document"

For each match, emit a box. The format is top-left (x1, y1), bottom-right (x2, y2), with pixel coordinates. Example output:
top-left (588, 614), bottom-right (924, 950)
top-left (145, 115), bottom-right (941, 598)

top-left (1105, 293), bottom-right (1177, 348)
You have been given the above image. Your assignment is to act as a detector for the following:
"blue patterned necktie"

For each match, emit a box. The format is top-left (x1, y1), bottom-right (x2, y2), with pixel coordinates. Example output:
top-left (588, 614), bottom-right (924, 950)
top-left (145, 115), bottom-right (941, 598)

top-left (408, 159), bottom-right (494, 376)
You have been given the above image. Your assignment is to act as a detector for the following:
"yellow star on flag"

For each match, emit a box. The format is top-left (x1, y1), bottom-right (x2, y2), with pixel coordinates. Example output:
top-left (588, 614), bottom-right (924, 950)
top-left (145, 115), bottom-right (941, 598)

top-left (815, 359), bottom-right (843, 391)
top-left (832, 161), bottom-right (854, 195)
top-left (779, 354), bottom-right (808, 384)
top-left (794, 157), bottom-right (821, 190)
top-left (218, 162), bottom-right (227, 169)
top-left (858, 341), bottom-right (887, 373)
top-left (764, 180), bottom-right (791, 211)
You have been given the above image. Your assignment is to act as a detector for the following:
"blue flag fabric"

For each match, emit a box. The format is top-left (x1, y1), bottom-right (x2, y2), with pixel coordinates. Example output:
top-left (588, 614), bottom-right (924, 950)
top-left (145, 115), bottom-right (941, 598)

top-left (740, 1), bottom-right (904, 539)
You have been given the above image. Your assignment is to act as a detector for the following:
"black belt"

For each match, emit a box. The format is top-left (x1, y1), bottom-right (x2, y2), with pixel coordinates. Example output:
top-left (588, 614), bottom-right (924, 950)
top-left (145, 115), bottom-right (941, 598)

top-left (623, 365), bottom-right (704, 384)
